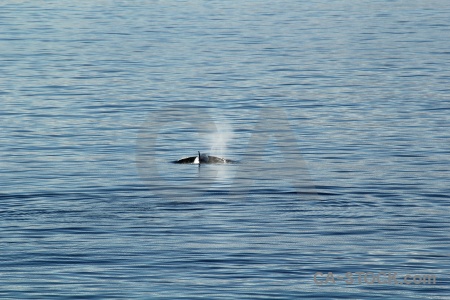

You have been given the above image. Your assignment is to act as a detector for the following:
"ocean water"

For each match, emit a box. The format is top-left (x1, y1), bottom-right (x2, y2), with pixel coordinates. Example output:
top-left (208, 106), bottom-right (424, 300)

top-left (1, 0), bottom-right (449, 299)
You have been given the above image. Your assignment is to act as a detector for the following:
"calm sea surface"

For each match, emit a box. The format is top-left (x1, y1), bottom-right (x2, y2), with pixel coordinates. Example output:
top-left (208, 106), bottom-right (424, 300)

top-left (1, 1), bottom-right (449, 299)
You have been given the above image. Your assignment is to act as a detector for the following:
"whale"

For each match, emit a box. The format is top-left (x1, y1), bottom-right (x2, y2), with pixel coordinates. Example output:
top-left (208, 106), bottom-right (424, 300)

top-left (174, 151), bottom-right (235, 164)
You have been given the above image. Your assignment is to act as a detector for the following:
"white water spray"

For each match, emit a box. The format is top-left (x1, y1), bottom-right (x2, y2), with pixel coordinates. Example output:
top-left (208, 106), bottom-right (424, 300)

top-left (209, 120), bottom-right (234, 158)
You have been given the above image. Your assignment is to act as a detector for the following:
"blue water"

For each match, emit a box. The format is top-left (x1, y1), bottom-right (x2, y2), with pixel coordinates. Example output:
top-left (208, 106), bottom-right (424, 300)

top-left (1, 0), bottom-right (449, 299)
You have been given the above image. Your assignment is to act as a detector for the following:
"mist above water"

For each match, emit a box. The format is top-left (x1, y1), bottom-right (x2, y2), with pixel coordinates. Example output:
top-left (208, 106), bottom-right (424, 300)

top-left (208, 121), bottom-right (234, 159)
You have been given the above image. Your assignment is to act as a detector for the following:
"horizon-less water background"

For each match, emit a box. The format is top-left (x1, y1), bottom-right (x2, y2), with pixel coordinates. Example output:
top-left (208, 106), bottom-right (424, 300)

top-left (1, 0), bottom-right (449, 299)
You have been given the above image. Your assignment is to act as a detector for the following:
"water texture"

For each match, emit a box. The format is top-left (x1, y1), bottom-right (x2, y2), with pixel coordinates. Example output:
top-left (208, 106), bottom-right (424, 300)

top-left (1, 0), bottom-right (449, 299)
